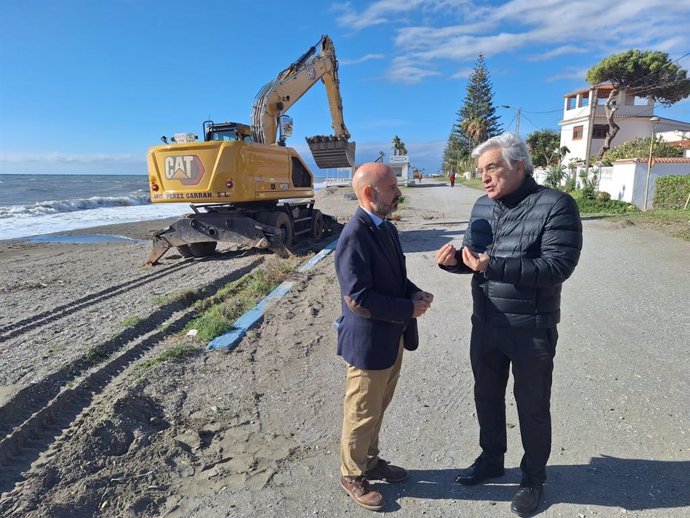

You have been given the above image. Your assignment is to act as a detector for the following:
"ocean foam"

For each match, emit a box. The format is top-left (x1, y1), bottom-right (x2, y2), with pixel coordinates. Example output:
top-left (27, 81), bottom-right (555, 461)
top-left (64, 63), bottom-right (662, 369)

top-left (0, 203), bottom-right (191, 241)
top-left (0, 182), bottom-right (330, 241)
top-left (0, 194), bottom-right (151, 219)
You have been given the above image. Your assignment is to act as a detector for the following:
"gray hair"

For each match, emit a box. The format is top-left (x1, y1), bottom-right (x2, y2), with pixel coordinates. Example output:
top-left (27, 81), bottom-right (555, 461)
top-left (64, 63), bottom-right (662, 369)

top-left (471, 132), bottom-right (534, 175)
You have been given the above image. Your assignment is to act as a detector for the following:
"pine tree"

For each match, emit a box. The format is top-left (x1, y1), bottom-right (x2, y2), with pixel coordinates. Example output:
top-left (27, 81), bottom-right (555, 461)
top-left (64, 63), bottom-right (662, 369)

top-left (443, 53), bottom-right (502, 172)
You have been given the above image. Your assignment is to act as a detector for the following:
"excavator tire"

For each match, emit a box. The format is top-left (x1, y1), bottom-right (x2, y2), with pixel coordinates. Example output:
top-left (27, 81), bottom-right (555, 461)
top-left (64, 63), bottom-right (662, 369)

top-left (311, 209), bottom-right (325, 239)
top-left (268, 211), bottom-right (293, 249)
top-left (177, 242), bottom-right (217, 258)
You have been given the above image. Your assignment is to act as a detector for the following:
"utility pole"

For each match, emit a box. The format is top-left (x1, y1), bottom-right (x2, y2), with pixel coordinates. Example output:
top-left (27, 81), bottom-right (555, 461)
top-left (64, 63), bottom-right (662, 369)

top-left (501, 105), bottom-right (521, 137)
top-left (644, 116), bottom-right (661, 210)
top-left (515, 107), bottom-right (521, 137)
top-left (584, 88), bottom-right (597, 173)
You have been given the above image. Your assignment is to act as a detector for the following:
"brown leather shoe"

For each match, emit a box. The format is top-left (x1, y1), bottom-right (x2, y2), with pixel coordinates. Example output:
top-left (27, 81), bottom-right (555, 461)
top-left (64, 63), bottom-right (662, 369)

top-left (339, 476), bottom-right (384, 511)
top-left (365, 458), bottom-right (408, 482)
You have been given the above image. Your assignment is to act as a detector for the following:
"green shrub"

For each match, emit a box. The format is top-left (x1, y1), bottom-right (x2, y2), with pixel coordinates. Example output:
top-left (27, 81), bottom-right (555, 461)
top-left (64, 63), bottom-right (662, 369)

top-left (653, 175), bottom-right (690, 209)
top-left (564, 176), bottom-right (577, 192)
top-left (120, 315), bottom-right (143, 328)
top-left (184, 257), bottom-right (301, 341)
top-left (570, 189), bottom-right (639, 214)
top-left (153, 288), bottom-right (202, 307)
top-left (601, 136), bottom-right (683, 166)
top-left (596, 191), bottom-right (611, 202)
top-left (569, 189), bottom-right (586, 201)
top-left (544, 166), bottom-right (565, 189)
top-left (138, 344), bottom-right (198, 370)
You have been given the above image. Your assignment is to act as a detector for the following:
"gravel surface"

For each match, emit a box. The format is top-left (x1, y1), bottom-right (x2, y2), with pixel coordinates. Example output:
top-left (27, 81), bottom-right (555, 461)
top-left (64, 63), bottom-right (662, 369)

top-left (0, 181), bottom-right (688, 517)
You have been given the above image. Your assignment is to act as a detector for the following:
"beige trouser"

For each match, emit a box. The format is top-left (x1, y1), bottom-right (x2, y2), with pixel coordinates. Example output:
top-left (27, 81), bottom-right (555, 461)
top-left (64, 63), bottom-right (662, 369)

top-left (340, 341), bottom-right (404, 477)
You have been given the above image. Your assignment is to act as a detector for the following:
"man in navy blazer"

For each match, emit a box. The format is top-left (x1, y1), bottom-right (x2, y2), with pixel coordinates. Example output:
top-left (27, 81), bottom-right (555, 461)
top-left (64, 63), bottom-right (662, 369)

top-left (335, 162), bottom-right (433, 511)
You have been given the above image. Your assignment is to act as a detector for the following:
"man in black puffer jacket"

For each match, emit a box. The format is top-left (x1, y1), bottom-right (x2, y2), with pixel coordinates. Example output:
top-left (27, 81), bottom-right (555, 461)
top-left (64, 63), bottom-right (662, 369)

top-left (436, 133), bottom-right (582, 517)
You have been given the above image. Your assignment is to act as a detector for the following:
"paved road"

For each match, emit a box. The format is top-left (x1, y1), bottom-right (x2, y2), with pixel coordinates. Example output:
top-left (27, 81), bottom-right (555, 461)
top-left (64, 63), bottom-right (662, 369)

top-left (188, 182), bottom-right (689, 518)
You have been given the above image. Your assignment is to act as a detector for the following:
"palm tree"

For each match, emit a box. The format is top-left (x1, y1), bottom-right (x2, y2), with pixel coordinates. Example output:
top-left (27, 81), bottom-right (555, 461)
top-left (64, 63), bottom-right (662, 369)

top-left (462, 117), bottom-right (488, 150)
top-left (555, 145), bottom-right (570, 167)
top-left (391, 135), bottom-right (402, 156)
top-left (391, 135), bottom-right (407, 156)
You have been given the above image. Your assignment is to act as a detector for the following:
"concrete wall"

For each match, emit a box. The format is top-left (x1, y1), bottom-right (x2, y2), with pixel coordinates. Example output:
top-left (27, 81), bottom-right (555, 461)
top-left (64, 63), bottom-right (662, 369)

top-left (536, 161), bottom-right (690, 209)
top-left (596, 161), bottom-right (690, 208)
top-left (598, 165), bottom-right (635, 203)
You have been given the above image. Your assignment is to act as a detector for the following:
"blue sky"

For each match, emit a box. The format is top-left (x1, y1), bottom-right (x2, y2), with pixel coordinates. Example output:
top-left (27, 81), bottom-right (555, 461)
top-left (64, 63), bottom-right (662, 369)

top-left (1, 0), bottom-right (689, 175)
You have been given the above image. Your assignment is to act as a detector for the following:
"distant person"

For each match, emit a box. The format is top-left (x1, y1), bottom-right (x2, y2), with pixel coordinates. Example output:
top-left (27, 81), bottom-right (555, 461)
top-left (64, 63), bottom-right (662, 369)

top-left (335, 162), bottom-right (434, 511)
top-left (435, 133), bottom-right (582, 517)
top-left (450, 171), bottom-right (456, 187)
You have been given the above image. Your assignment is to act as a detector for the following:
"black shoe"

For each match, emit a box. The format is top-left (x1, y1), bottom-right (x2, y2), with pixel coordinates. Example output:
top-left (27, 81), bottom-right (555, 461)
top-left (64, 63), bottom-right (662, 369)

top-left (365, 458), bottom-right (408, 482)
top-left (511, 484), bottom-right (544, 517)
top-left (454, 457), bottom-right (505, 485)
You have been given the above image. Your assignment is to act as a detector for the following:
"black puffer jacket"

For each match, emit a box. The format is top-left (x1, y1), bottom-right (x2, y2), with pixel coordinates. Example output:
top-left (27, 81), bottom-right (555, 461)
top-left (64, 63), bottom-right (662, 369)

top-left (442, 176), bottom-right (582, 328)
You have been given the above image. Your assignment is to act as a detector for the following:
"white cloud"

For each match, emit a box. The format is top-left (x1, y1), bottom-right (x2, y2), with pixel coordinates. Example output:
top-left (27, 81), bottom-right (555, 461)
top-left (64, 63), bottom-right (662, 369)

top-left (332, 0), bottom-right (423, 31)
top-left (0, 152), bottom-right (145, 174)
top-left (527, 45), bottom-right (589, 62)
top-left (545, 67), bottom-right (590, 83)
top-left (451, 67), bottom-right (474, 79)
top-left (655, 36), bottom-right (690, 54)
top-left (338, 0), bottom-right (690, 82)
top-left (405, 139), bottom-right (447, 163)
top-left (332, 0), bottom-right (463, 31)
top-left (339, 53), bottom-right (386, 65)
top-left (386, 56), bottom-right (441, 84)
top-left (358, 118), bottom-right (412, 129)
top-left (0, 152), bottom-right (141, 164)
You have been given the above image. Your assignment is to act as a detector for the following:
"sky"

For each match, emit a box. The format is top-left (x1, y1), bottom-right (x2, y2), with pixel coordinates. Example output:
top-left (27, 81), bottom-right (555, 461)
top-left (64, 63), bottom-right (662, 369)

top-left (1, 0), bottom-right (690, 176)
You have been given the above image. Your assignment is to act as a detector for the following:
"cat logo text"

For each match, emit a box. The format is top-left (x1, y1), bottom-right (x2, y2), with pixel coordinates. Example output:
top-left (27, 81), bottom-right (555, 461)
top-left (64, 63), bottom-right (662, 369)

top-left (164, 155), bottom-right (205, 186)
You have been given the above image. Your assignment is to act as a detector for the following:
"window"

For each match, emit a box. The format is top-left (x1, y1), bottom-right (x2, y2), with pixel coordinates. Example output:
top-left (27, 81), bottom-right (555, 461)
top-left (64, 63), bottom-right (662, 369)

top-left (291, 157), bottom-right (312, 188)
top-left (572, 125), bottom-right (584, 140)
top-left (596, 91), bottom-right (610, 105)
top-left (579, 95), bottom-right (589, 108)
top-left (566, 96), bottom-right (576, 110)
top-left (592, 124), bottom-right (608, 139)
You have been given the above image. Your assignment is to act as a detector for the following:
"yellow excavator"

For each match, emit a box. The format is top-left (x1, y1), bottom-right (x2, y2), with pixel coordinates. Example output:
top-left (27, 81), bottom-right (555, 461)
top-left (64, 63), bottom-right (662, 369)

top-left (145, 35), bottom-right (355, 265)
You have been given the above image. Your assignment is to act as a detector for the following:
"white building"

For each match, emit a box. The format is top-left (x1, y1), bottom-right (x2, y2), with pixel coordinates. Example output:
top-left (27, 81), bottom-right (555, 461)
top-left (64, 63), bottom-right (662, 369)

top-left (389, 154), bottom-right (413, 186)
top-left (558, 85), bottom-right (690, 164)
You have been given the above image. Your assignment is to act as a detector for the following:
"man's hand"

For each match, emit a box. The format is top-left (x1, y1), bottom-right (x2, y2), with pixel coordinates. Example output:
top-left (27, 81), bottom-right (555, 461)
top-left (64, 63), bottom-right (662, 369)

top-left (411, 291), bottom-right (433, 317)
top-left (412, 290), bottom-right (434, 304)
top-left (436, 243), bottom-right (458, 266)
top-left (412, 299), bottom-right (430, 318)
top-left (461, 247), bottom-right (490, 273)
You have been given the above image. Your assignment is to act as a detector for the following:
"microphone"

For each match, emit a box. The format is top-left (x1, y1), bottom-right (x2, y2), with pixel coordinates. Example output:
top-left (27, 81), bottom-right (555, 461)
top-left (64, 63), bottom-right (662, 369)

top-left (469, 218), bottom-right (492, 253)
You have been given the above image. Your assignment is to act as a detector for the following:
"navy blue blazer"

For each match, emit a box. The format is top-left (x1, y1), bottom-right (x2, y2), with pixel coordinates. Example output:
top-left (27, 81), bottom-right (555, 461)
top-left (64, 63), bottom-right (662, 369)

top-left (334, 207), bottom-right (421, 370)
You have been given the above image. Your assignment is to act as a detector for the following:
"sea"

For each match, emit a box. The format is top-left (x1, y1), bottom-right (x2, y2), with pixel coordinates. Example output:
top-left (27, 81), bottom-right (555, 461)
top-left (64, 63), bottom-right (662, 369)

top-left (0, 173), bottom-right (335, 241)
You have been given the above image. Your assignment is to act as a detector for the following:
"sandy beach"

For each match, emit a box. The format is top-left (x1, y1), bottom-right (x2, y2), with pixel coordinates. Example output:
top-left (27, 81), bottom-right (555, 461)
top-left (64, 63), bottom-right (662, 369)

top-left (1, 182), bottom-right (689, 517)
top-left (0, 185), bottom-right (360, 516)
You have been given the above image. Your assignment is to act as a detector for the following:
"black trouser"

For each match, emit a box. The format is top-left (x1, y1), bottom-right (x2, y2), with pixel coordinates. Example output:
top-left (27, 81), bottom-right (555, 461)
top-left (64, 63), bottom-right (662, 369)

top-left (470, 320), bottom-right (558, 485)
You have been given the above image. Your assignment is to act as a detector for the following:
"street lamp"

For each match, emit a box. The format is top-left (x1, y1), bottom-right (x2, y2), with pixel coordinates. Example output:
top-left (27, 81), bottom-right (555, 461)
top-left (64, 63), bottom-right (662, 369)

top-left (643, 116), bottom-right (661, 210)
top-left (501, 105), bottom-right (521, 137)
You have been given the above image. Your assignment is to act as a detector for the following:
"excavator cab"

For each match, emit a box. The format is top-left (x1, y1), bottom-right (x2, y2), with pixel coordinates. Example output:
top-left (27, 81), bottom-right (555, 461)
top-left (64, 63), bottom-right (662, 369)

top-left (203, 120), bottom-right (253, 142)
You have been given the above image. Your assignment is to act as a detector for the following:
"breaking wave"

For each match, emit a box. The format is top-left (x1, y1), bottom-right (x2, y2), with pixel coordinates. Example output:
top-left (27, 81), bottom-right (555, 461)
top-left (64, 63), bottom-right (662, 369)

top-left (0, 194), bottom-right (151, 219)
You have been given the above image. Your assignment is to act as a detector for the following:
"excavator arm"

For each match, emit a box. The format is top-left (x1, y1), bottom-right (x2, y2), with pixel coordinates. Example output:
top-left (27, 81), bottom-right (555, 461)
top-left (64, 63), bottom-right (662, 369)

top-left (251, 35), bottom-right (355, 168)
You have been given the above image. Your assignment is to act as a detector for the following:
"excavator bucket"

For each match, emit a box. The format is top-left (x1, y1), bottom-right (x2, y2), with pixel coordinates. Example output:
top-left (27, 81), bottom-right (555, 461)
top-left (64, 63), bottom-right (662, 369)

top-left (306, 135), bottom-right (356, 169)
